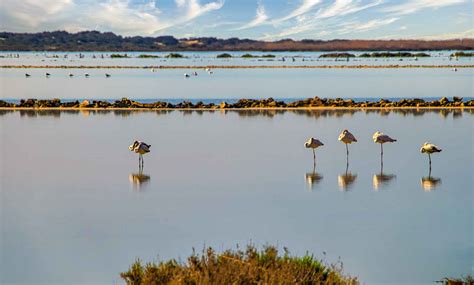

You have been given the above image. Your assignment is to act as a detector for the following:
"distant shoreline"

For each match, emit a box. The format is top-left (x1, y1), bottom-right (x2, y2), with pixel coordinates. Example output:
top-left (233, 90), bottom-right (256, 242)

top-left (1, 64), bottom-right (473, 69)
top-left (1, 106), bottom-right (472, 110)
top-left (2, 97), bottom-right (473, 110)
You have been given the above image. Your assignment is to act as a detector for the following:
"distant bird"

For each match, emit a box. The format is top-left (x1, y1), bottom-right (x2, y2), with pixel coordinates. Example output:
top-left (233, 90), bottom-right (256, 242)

top-left (304, 137), bottom-right (324, 166)
top-left (193, 71), bottom-right (198, 76)
top-left (184, 73), bottom-right (190, 78)
top-left (420, 142), bottom-right (442, 169)
top-left (129, 141), bottom-right (151, 170)
top-left (45, 73), bottom-right (51, 77)
top-left (84, 73), bottom-right (90, 77)
top-left (69, 73), bottom-right (74, 77)
top-left (373, 131), bottom-right (397, 157)
top-left (205, 68), bottom-right (211, 72)
top-left (452, 68), bottom-right (457, 72)
top-left (25, 73), bottom-right (31, 77)
top-left (151, 68), bottom-right (155, 72)
top-left (338, 129), bottom-right (357, 159)
top-left (105, 73), bottom-right (111, 78)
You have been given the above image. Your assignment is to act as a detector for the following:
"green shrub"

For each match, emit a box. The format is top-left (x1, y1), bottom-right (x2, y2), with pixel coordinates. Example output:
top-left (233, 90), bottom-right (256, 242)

top-left (165, 53), bottom-right (184, 58)
top-left (110, 54), bottom-right (129, 58)
top-left (217, 53), bottom-right (232, 58)
top-left (451, 51), bottom-right (474, 57)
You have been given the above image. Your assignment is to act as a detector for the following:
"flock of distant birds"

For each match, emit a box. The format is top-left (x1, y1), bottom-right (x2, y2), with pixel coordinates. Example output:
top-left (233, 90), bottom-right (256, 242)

top-left (25, 72), bottom-right (111, 78)
top-left (24, 67), bottom-right (214, 78)
top-left (128, 130), bottom-right (442, 191)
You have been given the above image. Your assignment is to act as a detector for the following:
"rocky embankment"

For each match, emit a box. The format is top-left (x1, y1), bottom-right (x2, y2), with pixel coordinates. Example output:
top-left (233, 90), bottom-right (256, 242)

top-left (0, 97), bottom-right (472, 109)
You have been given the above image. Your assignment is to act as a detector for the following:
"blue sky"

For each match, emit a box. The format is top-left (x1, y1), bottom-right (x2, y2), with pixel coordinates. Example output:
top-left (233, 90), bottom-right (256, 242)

top-left (0, 0), bottom-right (472, 40)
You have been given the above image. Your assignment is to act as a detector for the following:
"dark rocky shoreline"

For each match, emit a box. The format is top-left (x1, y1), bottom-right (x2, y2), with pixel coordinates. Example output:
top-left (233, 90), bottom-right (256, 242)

top-left (1, 97), bottom-right (473, 109)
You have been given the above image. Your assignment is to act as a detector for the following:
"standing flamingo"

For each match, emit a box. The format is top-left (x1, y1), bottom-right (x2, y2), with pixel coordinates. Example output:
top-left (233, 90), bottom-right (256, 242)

top-left (420, 142), bottom-right (442, 170)
top-left (304, 137), bottom-right (324, 167)
top-left (338, 129), bottom-right (357, 161)
top-left (373, 131), bottom-right (397, 167)
top-left (129, 141), bottom-right (151, 170)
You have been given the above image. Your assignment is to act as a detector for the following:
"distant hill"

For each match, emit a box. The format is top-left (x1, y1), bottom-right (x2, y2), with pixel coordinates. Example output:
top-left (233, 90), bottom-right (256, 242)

top-left (0, 31), bottom-right (473, 51)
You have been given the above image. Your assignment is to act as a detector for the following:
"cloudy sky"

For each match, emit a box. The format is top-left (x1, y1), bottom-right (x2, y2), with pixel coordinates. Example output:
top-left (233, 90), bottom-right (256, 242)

top-left (0, 0), bottom-right (472, 40)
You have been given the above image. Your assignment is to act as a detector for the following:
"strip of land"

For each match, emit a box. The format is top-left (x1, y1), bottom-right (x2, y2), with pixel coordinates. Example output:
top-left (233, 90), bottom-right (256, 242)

top-left (1, 64), bottom-right (473, 69)
top-left (1, 97), bottom-right (472, 110)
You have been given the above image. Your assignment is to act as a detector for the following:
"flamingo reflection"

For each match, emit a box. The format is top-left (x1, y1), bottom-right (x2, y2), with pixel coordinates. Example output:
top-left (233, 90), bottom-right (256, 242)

top-left (338, 160), bottom-right (357, 191)
top-left (421, 167), bottom-right (441, 192)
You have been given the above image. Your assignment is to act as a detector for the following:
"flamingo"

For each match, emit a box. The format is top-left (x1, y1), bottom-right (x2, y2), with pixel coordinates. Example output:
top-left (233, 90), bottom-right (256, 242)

top-left (25, 73), bottom-right (31, 77)
top-left (420, 142), bottom-right (442, 170)
top-left (184, 73), bottom-right (190, 78)
top-left (193, 71), bottom-right (198, 76)
top-left (338, 129), bottom-right (357, 160)
top-left (373, 131), bottom-right (397, 158)
top-left (129, 141), bottom-right (151, 170)
top-left (304, 137), bottom-right (324, 167)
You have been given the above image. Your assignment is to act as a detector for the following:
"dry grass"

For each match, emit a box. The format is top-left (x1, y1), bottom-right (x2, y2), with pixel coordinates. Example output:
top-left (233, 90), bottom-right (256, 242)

top-left (120, 244), bottom-right (358, 285)
top-left (440, 275), bottom-right (474, 285)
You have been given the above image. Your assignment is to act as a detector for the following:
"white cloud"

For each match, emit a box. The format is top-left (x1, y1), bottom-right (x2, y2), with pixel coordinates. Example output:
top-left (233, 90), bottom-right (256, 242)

top-left (236, 3), bottom-right (268, 30)
top-left (89, 0), bottom-right (167, 35)
top-left (382, 0), bottom-right (466, 15)
top-left (273, 0), bottom-right (322, 23)
top-left (337, 17), bottom-right (399, 34)
top-left (183, 0), bottom-right (224, 21)
top-left (0, 0), bottom-right (73, 28)
top-left (264, 0), bottom-right (382, 39)
top-left (0, 0), bottom-right (224, 36)
top-left (315, 0), bottom-right (383, 19)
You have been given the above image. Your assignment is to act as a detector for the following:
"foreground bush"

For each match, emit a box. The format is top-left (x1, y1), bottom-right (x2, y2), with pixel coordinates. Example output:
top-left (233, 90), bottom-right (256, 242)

top-left (442, 275), bottom-right (474, 285)
top-left (121, 245), bottom-right (357, 285)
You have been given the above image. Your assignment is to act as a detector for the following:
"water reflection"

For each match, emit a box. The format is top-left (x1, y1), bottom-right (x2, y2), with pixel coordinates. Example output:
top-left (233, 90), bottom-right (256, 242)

top-left (373, 156), bottom-right (397, 190)
top-left (0, 108), bottom-right (472, 119)
top-left (421, 169), bottom-right (442, 192)
top-left (338, 162), bottom-right (357, 191)
top-left (372, 172), bottom-right (396, 191)
top-left (305, 165), bottom-right (323, 191)
top-left (129, 172), bottom-right (151, 191)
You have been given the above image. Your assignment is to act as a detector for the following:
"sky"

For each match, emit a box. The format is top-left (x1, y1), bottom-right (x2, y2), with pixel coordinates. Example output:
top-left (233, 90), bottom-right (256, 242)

top-left (0, 0), bottom-right (472, 40)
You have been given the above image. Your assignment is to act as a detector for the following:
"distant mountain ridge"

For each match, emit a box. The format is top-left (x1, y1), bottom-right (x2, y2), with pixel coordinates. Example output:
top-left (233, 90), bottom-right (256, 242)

top-left (1, 31), bottom-right (473, 51)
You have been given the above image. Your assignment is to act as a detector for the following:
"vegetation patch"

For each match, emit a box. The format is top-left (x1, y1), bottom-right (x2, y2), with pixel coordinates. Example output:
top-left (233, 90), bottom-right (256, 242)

top-left (439, 275), bottom-right (473, 285)
top-left (451, 51), bottom-right (474, 57)
top-left (110, 54), bottom-right (129, 58)
top-left (241, 53), bottom-right (276, 58)
top-left (137, 54), bottom-right (160, 58)
top-left (319, 53), bottom-right (356, 58)
top-left (216, 53), bottom-right (232, 58)
top-left (165, 53), bottom-right (184, 58)
top-left (359, 52), bottom-right (430, 58)
top-left (120, 245), bottom-right (357, 285)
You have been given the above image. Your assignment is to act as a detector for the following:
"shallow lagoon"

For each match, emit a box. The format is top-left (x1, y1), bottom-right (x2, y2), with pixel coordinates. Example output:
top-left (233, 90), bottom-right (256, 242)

top-left (1, 67), bottom-right (472, 100)
top-left (0, 51), bottom-right (472, 67)
top-left (0, 109), bottom-right (472, 284)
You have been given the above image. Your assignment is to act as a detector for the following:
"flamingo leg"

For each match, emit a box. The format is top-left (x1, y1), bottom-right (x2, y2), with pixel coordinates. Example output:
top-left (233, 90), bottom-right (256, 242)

top-left (345, 143), bottom-right (349, 165)
top-left (312, 149), bottom-right (316, 168)
top-left (428, 153), bottom-right (431, 172)
top-left (380, 143), bottom-right (384, 172)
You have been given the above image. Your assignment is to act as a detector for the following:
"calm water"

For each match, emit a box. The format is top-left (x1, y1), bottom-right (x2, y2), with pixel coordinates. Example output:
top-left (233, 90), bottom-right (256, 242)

top-left (1, 68), bottom-right (472, 100)
top-left (0, 109), bottom-right (473, 284)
